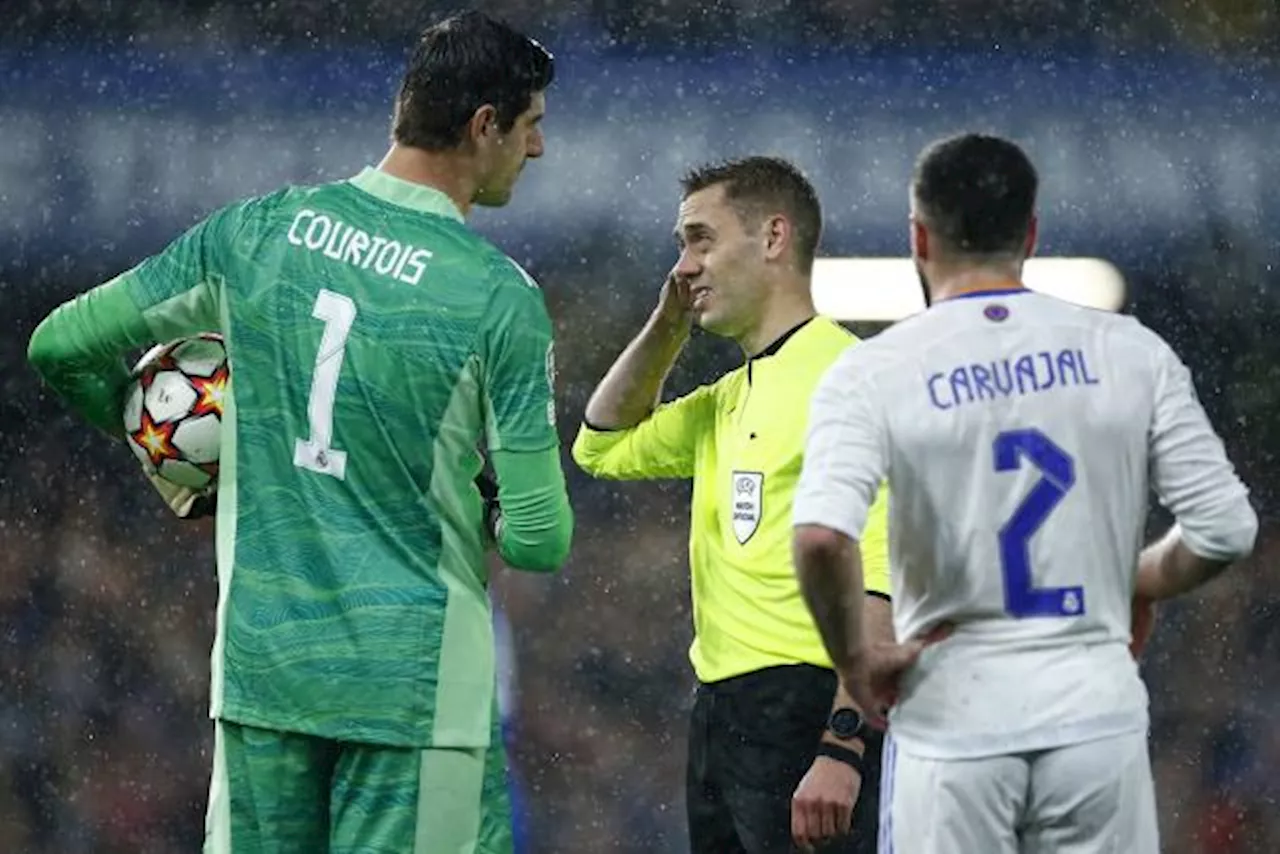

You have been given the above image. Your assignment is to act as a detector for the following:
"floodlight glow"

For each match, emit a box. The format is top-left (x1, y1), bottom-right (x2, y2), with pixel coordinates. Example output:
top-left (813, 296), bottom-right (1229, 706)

top-left (813, 257), bottom-right (1127, 321)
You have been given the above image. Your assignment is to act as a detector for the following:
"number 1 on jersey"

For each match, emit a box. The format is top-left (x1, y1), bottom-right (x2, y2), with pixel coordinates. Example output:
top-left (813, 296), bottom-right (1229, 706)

top-left (293, 289), bottom-right (355, 480)
top-left (993, 429), bottom-right (1084, 618)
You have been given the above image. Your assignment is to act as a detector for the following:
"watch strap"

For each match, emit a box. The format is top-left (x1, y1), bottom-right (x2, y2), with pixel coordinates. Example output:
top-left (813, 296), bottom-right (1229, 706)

top-left (816, 741), bottom-right (868, 777)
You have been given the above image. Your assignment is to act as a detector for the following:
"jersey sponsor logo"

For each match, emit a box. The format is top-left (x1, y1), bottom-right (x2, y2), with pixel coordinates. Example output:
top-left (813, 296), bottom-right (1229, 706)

top-left (731, 470), bottom-right (764, 544)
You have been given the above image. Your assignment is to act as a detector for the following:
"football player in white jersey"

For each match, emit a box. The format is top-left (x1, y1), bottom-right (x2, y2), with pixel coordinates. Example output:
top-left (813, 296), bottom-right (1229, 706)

top-left (790, 132), bottom-right (1258, 854)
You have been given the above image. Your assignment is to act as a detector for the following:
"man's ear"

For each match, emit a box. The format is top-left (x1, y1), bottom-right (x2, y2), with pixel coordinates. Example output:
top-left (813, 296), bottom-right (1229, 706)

top-left (763, 214), bottom-right (790, 262)
top-left (466, 104), bottom-right (499, 145)
top-left (1024, 215), bottom-right (1039, 258)
top-left (911, 217), bottom-right (930, 262)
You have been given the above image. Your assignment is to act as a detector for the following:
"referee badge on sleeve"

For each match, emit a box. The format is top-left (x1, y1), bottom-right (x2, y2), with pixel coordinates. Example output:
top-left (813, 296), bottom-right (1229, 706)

top-left (731, 471), bottom-right (764, 544)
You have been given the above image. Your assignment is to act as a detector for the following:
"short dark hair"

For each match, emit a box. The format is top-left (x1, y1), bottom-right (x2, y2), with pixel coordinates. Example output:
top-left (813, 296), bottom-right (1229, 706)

top-left (680, 156), bottom-right (823, 272)
top-left (912, 133), bottom-right (1039, 257)
top-left (393, 11), bottom-right (554, 151)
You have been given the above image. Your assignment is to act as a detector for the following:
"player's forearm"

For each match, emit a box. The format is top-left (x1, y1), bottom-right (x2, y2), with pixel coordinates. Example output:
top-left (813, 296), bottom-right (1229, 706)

top-left (864, 594), bottom-right (894, 646)
top-left (28, 279), bottom-right (149, 436)
top-left (794, 525), bottom-right (867, 674)
top-left (490, 447), bottom-right (574, 572)
top-left (821, 594), bottom-right (893, 751)
top-left (583, 313), bottom-right (689, 430)
top-left (1135, 522), bottom-right (1252, 601)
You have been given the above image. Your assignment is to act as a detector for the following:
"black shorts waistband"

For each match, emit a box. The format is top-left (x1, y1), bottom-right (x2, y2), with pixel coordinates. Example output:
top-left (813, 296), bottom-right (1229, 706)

top-left (698, 663), bottom-right (835, 696)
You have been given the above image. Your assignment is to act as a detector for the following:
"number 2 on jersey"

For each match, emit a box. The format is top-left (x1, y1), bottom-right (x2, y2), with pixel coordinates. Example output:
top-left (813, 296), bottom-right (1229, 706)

top-left (293, 289), bottom-right (355, 480)
top-left (993, 428), bottom-right (1084, 618)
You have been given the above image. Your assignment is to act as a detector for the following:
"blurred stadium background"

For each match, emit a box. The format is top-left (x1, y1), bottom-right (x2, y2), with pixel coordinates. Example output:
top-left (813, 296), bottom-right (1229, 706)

top-left (2, 2), bottom-right (1278, 852)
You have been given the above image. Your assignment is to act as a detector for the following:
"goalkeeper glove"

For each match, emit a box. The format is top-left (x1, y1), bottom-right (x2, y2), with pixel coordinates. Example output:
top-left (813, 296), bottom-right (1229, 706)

top-left (147, 473), bottom-right (217, 520)
top-left (476, 471), bottom-right (503, 544)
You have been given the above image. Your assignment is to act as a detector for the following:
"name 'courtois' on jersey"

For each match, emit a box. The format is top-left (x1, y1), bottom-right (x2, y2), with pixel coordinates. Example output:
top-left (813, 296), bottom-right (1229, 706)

top-left (28, 168), bottom-right (566, 749)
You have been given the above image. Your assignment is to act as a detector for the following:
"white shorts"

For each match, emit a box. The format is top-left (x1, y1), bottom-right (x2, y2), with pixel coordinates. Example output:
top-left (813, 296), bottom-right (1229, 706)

top-left (880, 730), bottom-right (1159, 854)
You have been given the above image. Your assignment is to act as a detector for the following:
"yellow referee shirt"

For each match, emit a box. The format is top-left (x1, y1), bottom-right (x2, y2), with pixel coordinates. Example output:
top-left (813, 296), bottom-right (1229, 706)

top-left (573, 317), bottom-right (890, 684)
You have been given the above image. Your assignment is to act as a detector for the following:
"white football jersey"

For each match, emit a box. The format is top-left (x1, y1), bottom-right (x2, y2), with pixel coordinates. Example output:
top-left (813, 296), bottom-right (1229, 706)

top-left (793, 288), bottom-right (1255, 760)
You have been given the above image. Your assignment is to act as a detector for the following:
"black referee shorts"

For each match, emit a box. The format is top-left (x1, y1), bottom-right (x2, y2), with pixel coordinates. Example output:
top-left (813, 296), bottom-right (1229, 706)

top-left (687, 663), bottom-right (881, 854)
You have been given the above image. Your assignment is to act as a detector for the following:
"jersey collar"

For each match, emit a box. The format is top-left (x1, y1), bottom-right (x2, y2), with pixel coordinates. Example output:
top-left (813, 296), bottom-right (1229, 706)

top-left (746, 317), bottom-right (816, 385)
top-left (751, 316), bottom-right (815, 362)
top-left (348, 167), bottom-right (465, 223)
top-left (938, 281), bottom-right (1030, 302)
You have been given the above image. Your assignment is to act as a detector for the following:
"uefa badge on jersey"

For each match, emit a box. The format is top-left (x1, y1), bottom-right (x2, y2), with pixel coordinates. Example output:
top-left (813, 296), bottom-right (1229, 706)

top-left (731, 471), bottom-right (764, 544)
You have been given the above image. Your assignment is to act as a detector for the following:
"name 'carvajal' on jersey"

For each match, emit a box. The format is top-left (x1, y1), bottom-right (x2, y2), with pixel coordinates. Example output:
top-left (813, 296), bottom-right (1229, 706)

top-left (287, 208), bottom-right (434, 285)
top-left (928, 347), bottom-right (1101, 411)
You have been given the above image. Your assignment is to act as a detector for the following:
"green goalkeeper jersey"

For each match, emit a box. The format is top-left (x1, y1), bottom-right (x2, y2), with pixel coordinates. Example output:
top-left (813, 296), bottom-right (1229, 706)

top-left (28, 168), bottom-right (573, 748)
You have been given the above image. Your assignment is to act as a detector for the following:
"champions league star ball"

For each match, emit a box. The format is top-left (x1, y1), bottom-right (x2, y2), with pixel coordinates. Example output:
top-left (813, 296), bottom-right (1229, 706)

top-left (123, 333), bottom-right (228, 492)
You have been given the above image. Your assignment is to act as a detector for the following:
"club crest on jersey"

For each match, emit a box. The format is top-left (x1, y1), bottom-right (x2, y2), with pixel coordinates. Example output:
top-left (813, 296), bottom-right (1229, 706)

top-left (731, 471), bottom-right (764, 544)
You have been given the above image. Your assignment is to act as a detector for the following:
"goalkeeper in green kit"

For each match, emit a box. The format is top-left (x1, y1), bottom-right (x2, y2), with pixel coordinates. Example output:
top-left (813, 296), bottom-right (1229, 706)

top-left (27, 11), bottom-right (572, 853)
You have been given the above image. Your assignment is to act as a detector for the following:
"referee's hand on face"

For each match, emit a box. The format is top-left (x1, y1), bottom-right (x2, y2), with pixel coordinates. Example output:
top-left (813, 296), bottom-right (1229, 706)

top-left (654, 268), bottom-right (695, 331)
top-left (791, 751), bottom-right (860, 851)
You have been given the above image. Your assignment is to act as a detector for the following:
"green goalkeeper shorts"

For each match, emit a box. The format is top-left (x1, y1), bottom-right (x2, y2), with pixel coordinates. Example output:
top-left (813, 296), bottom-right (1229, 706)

top-left (202, 719), bottom-right (514, 854)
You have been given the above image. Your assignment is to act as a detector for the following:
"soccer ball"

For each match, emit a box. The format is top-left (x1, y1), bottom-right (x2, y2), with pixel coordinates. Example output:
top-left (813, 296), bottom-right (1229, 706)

top-left (123, 333), bottom-right (228, 492)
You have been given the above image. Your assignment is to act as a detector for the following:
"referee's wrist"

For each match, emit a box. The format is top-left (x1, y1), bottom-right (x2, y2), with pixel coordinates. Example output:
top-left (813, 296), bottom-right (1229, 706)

top-left (815, 741), bottom-right (868, 776)
top-left (821, 731), bottom-right (865, 755)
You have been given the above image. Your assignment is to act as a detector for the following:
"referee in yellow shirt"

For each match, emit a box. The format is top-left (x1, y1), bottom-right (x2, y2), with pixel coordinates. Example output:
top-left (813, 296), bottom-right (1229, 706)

top-left (572, 157), bottom-right (892, 854)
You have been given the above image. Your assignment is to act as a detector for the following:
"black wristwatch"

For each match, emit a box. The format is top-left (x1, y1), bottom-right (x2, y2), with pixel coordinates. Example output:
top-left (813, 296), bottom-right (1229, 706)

top-left (827, 706), bottom-right (864, 741)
